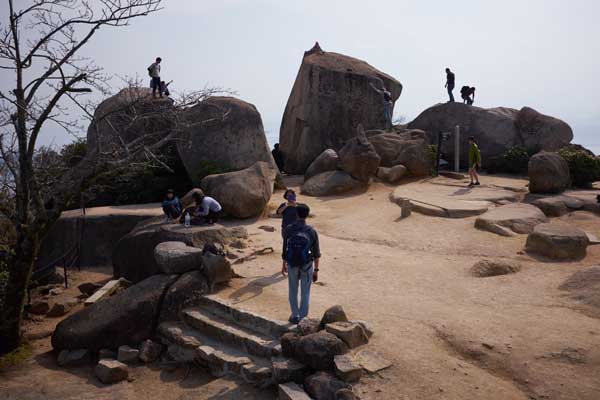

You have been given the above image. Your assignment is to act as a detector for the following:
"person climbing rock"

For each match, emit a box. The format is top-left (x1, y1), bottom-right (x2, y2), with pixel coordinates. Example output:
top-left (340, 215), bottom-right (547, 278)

top-left (147, 57), bottom-right (162, 98)
top-left (276, 189), bottom-right (298, 238)
top-left (461, 86), bottom-right (476, 105)
top-left (162, 189), bottom-right (182, 220)
top-left (281, 203), bottom-right (321, 324)
top-left (468, 136), bottom-right (481, 186)
top-left (370, 82), bottom-right (394, 130)
top-left (272, 143), bottom-right (285, 172)
top-left (445, 68), bottom-right (455, 102)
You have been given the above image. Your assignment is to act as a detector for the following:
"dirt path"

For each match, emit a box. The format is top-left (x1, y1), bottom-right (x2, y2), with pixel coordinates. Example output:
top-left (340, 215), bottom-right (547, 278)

top-left (2, 175), bottom-right (600, 399)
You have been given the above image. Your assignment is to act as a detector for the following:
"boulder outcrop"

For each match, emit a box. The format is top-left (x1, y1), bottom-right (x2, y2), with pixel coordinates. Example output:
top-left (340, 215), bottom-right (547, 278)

top-left (408, 103), bottom-right (573, 166)
top-left (528, 152), bottom-right (571, 194)
top-left (305, 149), bottom-right (339, 180)
top-left (112, 217), bottom-right (247, 283)
top-left (368, 131), bottom-right (431, 176)
top-left (475, 203), bottom-right (548, 237)
top-left (301, 171), bottom-right (363, 197)
top-left (200, 161), bottom-right (276, 218)
top-left (279, 43), bottom-right (402, 173)
top-left (525, 222), bottom-right (589, 260)
top-left (177, 97), bottom-right (277, 185)
top-left (337, 127), bottom-right (380, 182)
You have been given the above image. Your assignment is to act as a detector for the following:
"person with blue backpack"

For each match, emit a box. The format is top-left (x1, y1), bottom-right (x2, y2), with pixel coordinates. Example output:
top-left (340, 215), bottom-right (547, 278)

top-left (281, 203), bottom-right (321, 324)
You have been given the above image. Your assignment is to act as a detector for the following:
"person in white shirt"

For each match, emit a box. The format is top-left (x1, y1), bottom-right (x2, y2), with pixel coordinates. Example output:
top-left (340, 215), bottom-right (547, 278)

top-left (192, 192), bottom-right (222, 224)
top-left (147, 57), bottom-right (162, 98)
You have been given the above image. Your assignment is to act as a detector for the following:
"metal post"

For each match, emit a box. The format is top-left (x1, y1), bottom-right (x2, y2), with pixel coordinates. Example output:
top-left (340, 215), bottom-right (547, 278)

top-left (454, 125), bottom-right (460, 172)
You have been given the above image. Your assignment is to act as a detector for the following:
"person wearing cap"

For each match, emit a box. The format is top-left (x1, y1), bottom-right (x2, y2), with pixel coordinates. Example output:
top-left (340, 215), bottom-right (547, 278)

top-left (276, 189), bottom-right (298, 237)
top-left (162, 189), bottom-right (182, 220)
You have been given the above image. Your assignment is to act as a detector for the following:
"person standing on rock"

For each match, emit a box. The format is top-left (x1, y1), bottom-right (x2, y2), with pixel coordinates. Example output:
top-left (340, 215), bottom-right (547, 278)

top-left (272, 143), bottom-right (285, 173)
top-left (147, 57), bottom-right (162, 98)
top-left (468, 136), bottom-right (481, 186)
top-left (162, 189), bottom-right (182, 220)
top-left (281, 203), bottom-right (321, 324)
top-left (369, 82), bottom-right (393, 130)
top-left (445, 68), bottom-right (455, 102)
top-left (276, 189), bottom-right (298, 238)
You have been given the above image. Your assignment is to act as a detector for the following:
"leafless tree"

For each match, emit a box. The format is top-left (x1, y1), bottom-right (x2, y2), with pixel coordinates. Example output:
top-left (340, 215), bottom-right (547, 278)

top-left (0, 0), bottom-right (233, 354)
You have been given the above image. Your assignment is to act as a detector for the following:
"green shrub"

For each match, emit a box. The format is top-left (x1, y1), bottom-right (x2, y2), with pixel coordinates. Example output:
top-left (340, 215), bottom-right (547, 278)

top-left (485, 146), bottom-right (536, 175)
top-left (558, 147), bottom-right (600, 187)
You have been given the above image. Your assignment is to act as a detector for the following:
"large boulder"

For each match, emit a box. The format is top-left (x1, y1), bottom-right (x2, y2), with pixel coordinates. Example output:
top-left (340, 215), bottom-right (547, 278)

top-left (337, 126), bottom-right (381, 182)
top-left (52, 274), bottom-right (177, 351)
top-left (301, 171), bottom-right (363, 197)
top-left (177, 96), bottom-right (277, 185)
top-left (528, 152), bottom-right (571, 194)
top-left (154, 241), bottom-right (203, 275)
top-left (474, 203), bottom-right (548, 237)
top-left (368, 131), bottom-right (431, 176)
top-left (200, 161), bottom-right (276, 219)
top-left (295, 331), bottom-right (348, 370)
top-left (408, 103), bottom-right (573, 166)
top-left (279, 43), bottom-right (402, 174)
top-left (112, 216), bottom-right (247, 283)
top-left (305, 149), bottom-right (340, 180)
top-left (376, 165), bottom-right (407, 183)
top-left (525, 222), bottom-right (589, 260)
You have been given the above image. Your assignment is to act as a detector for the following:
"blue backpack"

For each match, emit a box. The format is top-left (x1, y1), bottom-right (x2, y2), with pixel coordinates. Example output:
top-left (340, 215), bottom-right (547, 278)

top-left (286, 231), bottom-right (311, 267)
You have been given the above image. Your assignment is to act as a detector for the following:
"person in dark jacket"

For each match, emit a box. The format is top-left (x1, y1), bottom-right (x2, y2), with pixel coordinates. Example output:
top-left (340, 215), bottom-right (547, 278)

top-left (445, 68), bottom-right (455, 102)
top-left (276, 189), bottom-right (298, 237)
top-left (281, 203), bottom-right (321, 324)
top-left (162, 189), bottom-right (182, 220)
top-left (272, 143), bottom-right (285, 173)
top-left (461, 86), bottom-right (476, 105)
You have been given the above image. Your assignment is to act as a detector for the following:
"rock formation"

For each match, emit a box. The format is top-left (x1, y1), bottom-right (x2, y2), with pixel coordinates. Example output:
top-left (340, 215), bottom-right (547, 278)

top-left (177, 97), bottom-right (277, 185)
top-left (528, 151), bottom-right (571, 194)
top-left (408, 103), bottom-right (573, 166)
top-left (279, 43), bottom-right (403, 173)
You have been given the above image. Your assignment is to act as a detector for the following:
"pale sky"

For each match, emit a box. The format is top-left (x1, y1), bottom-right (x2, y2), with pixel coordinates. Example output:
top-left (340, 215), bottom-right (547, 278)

top-left (3, 0), bottom-right (600, 154)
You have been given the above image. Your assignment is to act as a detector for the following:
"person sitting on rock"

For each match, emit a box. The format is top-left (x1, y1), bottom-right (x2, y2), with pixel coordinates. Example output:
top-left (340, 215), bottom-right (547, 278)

top-left (369, 82), bottom-right (393, 131)
top-left (281, 203), bottom-right (321, 324)
top-left (460, 86), bottom-right (476, 105)
top-left (468, 136), bottom-right (481, 187)
top-left (182, 192), bottom-right (222, 225)
top-left (272, 143), bottom-right (285, 173)
top-left (276, 189), bottom-right (298, 238)
top-left (162, 189), bottom-right (182, 220)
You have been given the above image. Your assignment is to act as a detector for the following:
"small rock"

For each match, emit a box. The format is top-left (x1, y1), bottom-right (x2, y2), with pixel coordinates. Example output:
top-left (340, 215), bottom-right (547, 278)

top-left (351, 320), bottom-right (374, 339)
top-left (229, 239), bottom-right (247, 249)
top-left (525, 222), bottom-right (589, 260)
top-left (98, 349), bottom-right (116, 359)
top-left (46, 298), bottom-right (77, 318)
top-left (117, 345), bottom-right (139, 364)
top-left (304, 371), bottom-right (350, 400)
top-left (29, 299), bottom-right (50, 315)
top-left (354, 348), bottom-right (392, 373)
top-left (470, 259), bottom-right (521, 278)
top-left (482, 342), bottom-right (495, 350)
top-left (272, 357), bottom-right (310, 384)
top-left (154, 241), bottom-right (203, 275)
top-left (258, 225), bottom-right (276, 232)
top-left (95, 359), bottom-right (129, 384)
top-left (78, 282), bottom-right (103, 296)
top-left (139, 339), bottom-right (163, 363)
top-left (334, 354), bottom-right (363, 382)
top-left (298, 318), bottom-right (321, 336)
top-left (57, 349), bottom-right (90, 367)
top-left (201, 252), bottom-right (233, 288)
top-left (241, 363), bottom-right (272, 383)
top-left (295, 331), bottom-right (348, 370)
top-left (320, 305), bottom-right (348, 328)
top-left (278, 382), bottom-right (312, 400)
top-left (325, 321), bottom-right (369, 349)
top-left (281, 332), bottom-right (300, 358)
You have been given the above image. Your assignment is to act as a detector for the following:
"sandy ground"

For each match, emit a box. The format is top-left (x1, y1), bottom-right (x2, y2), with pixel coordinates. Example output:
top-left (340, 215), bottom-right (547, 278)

top-left (2, 175), bottom-right (600, 399)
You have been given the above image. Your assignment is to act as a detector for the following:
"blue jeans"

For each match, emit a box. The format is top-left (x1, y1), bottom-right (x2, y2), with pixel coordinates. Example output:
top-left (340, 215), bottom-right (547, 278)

top-left (447, 84), bottom-right (455, 102)
top-left (288, 262), bottom-right (313, 320)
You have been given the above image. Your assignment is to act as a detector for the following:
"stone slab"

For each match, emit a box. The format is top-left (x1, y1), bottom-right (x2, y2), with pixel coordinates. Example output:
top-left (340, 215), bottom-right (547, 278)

top-left (278, 382), bottom-right (312, 400)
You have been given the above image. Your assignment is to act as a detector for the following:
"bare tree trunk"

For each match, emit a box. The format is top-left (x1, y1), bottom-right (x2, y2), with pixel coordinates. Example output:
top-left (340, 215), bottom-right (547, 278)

top-left (0, 234), bottom-right (37, 354)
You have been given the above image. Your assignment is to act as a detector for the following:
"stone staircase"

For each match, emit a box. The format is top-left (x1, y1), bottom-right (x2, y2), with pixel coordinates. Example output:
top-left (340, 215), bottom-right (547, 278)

top-left (157, 294), bottom-right (294, 387)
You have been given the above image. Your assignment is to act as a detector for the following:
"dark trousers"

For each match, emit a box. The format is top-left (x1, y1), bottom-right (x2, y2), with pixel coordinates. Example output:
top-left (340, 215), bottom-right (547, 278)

top-left (163, 204), bottom-right (180, 219)
top-left (447, 84), bottom-right (455, 102)
top-left (151, 77), bottom-right (161, 96)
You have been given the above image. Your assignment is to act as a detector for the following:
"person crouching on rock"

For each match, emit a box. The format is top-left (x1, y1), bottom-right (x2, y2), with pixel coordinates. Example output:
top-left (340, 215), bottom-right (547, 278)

top-left (461, 86), bottom-right (476, 105)
top-left (162, 189), bottom-right (182, 220)
top-left (281, 203), bottom-right (321, 324)
top-left (468, 136), bottom-right (481, 187)
top-left (276, 189), bottom-right (298, 238)
top-left (183, 192), bottom-right (222, 225)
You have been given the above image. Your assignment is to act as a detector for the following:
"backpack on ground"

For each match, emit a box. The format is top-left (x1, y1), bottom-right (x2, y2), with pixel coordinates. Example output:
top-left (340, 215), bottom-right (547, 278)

top-left (285, 231), bottom-right (311, 267)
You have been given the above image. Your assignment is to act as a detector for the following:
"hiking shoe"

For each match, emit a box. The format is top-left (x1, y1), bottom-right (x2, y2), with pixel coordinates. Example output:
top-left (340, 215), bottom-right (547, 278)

top-left (475, 182), bottom-right (481, 186)
top-left (468, 182), bottom-right (475, 187)
top-left (288, 316), bottom-right (300, 324)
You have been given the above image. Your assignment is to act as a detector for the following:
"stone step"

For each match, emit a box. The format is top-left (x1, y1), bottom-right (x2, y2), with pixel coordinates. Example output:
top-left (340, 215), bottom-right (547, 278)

top-left (157, 321), bottom-right (273, 387)
top-left (181, 308), bottom-right (282, 359)
top-left (197, 295), bottom-right (292, 337)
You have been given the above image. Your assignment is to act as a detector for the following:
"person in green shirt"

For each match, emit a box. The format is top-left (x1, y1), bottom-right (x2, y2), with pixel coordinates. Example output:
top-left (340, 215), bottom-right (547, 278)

top-left (468, 136), bottom-right (481, 186)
